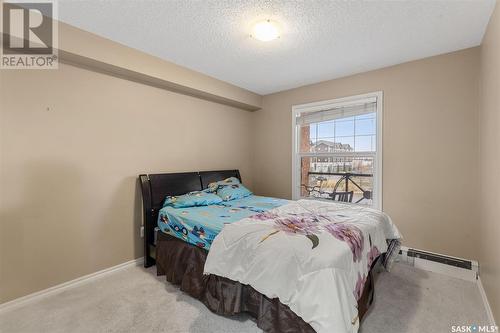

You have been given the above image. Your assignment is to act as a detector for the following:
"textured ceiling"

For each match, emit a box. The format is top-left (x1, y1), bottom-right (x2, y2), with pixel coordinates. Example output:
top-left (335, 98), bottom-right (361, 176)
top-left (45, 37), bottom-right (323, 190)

top-left (58, 0), bottom-right (496, 95)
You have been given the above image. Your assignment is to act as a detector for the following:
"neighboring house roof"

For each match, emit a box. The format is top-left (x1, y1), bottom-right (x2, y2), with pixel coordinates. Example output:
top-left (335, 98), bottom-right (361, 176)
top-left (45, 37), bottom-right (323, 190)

top-left (313, 140), bottom-right (353, 151)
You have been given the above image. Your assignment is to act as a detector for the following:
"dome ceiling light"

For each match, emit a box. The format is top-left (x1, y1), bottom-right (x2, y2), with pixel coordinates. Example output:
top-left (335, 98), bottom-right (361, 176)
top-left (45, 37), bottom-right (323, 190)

top-left (251, 20), bottom-right (280, 42)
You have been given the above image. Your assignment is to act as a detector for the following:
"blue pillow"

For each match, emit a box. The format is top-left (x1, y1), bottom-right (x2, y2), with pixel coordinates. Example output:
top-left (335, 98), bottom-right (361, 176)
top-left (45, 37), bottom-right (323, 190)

top-left (206, 177), bottom-right (241, 193)
top-left (163, 191), bottom-right (223, 208)
top-left (216, 183), bottom-right (252, 201)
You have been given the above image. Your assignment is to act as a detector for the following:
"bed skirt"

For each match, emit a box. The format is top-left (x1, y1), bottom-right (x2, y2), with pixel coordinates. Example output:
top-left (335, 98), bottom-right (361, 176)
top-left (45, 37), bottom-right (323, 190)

top-left (156, 232), bottom-right (377, 333)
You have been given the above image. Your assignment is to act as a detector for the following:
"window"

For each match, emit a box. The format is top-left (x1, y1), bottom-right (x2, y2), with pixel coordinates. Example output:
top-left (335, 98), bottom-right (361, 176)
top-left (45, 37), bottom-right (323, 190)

top-left (292, 92), bottom-right (383, 209)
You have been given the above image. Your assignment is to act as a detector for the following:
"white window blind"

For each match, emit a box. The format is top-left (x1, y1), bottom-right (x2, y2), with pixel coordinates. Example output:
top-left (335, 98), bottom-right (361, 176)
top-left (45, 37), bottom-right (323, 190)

top-left (296, 99), bottom-right (376, 125)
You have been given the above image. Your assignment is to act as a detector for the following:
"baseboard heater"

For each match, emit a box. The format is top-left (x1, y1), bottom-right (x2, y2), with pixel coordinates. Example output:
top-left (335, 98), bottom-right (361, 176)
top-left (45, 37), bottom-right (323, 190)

top-left (398, 247), bottom-right (479, 281)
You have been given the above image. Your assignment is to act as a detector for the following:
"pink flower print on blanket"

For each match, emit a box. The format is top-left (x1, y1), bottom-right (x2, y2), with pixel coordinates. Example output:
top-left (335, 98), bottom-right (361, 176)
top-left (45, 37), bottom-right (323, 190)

top-left (255, 213), bottom-right (322, 249)
top-left (367, 245), bottom-right (380, 269)
top-left (324, 223), bottom-right (364, 262)
top-left (251, 211), bottom-right (280, 221)
top-left (366, 234), bottom-right (380, 269)
top-left (354, 272), bottom-right (367, 301)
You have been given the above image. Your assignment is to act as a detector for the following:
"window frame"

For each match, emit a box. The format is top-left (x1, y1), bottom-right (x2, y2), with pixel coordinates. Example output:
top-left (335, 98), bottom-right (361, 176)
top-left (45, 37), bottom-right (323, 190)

top-left (291, 91), bottom-right (383, 209)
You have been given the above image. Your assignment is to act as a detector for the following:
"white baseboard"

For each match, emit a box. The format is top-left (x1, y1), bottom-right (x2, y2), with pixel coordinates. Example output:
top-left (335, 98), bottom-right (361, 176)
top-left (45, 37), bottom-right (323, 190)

top-left (398, 246), bottom-right (478, 281)
top-left (478, 277), bottom-right (497, 327)
top-left (0, 257), bottom-right (144, 313)
top-left (413, 257), bottom-right (478, 282)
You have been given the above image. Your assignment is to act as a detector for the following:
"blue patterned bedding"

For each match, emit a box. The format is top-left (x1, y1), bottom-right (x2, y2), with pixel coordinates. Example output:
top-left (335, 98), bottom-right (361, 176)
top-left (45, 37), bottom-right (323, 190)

top-left (219, 195), bottom-right (289, 212)
top-left (157, 195), bottom-right (289, 249)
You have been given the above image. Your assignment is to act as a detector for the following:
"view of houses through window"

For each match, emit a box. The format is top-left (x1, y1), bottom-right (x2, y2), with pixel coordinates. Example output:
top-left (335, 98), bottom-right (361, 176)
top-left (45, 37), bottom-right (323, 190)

top-left (294, 96), bottom-right (380, 207)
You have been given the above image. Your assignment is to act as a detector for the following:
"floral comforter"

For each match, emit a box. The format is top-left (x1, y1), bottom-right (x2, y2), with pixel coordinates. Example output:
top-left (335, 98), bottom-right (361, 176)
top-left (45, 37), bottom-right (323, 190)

top-left (204, 199), bottom-right (401, 333)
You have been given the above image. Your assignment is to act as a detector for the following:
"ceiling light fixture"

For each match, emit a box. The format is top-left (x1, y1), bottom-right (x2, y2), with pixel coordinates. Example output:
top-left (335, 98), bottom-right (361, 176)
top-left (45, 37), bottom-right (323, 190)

top-left (251, 20), bottom-right (280, 42)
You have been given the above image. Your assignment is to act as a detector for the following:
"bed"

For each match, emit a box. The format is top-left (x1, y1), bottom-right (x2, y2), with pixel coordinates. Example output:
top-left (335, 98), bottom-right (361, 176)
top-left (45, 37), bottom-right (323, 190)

top-left (139, 170), bottom-right (401, 333)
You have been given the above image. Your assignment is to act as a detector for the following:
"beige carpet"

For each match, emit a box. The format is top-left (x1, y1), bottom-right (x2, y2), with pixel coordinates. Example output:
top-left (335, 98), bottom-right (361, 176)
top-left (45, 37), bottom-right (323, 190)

top-left (0, 263), bottom-right (489, 333)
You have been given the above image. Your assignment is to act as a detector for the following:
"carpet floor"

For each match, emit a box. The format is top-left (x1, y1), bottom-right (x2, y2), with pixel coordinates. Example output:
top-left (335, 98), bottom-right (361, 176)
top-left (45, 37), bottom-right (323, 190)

top-left (0, 263), bottom-right (489, 333)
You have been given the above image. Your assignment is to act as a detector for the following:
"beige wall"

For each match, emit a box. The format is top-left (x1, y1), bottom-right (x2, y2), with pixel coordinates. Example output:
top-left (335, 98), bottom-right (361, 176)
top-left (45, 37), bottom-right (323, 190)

top-left (253, 48), bottom-right (481, 260)
top-left (479, 3), bottom-right (500, 323)
top-left (0, 63), bottom-right (255, 303)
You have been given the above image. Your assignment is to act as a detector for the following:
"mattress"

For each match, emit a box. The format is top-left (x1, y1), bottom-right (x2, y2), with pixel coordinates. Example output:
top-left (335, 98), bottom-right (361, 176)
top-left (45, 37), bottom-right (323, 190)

top-left (157, 195), bottom-right (289, 249)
